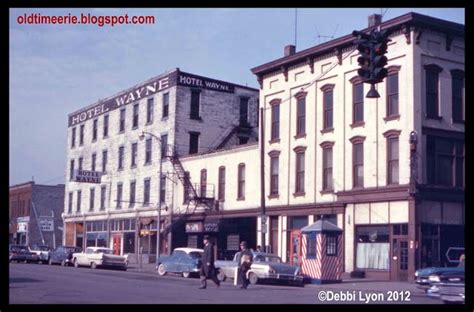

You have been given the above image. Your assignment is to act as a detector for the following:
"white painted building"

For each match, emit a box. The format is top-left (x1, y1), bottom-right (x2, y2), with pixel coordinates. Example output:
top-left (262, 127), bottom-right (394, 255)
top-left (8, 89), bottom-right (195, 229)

top-left (63, 68), bottom-right (259, 263)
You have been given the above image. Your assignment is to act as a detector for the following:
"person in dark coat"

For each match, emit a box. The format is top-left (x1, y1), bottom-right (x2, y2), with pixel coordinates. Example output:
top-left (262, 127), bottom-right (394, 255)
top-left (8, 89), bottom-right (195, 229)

top-left (236, 241), bottom-right (253, 289)
top-left (199, 235), bottom-right (220, 289)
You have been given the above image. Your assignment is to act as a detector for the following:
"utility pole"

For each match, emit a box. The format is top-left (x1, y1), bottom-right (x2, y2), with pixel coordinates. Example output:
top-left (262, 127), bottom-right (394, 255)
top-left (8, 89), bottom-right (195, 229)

top-left (259, 107), bottom-right (267, 252)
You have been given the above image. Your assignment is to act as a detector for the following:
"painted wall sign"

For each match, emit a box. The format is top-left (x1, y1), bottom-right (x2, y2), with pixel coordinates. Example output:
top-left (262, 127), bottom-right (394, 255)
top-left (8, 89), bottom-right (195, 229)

top-left (17, 222), bottom-right (28, 233)
top-left (185, 222), bottom-right (204, 233)
top-left (177, 72), bottom-right (235, 93)
top-left (68, 72), bottom-right (176, 127)
top-left (75, 170), bottom-right (102, 183)
top-left (39, 219), bottom-right (54, 232)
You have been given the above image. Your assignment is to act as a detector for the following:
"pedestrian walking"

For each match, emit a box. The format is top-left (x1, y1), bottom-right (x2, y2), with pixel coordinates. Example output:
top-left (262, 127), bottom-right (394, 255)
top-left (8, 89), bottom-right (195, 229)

top-left (236, 241), bottom-right (253, 289)
top-left (199, 235), bottom-right (220, 289)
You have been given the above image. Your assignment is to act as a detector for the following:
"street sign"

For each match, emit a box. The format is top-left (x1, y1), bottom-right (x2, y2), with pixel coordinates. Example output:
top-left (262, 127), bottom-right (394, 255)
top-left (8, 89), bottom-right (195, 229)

top-left (39, 219), bottom-right (54, 232)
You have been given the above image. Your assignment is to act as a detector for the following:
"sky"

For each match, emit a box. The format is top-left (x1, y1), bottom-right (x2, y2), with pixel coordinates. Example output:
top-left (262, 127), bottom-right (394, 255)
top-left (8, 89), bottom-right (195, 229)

top-left (9, 8), bottom-right (465, 186)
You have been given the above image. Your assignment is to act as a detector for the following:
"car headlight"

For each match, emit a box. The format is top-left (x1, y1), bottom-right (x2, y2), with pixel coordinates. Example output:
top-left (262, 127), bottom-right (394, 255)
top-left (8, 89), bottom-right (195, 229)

top-left (428, 275), bottom-right (440, 283)
top-left (414, 271), bottom-right (419, 277)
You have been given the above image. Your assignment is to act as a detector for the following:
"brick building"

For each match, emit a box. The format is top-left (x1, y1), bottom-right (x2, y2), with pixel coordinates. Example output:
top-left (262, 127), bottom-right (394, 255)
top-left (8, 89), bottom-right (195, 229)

top-left (9, 181), bottom-right (64, 248)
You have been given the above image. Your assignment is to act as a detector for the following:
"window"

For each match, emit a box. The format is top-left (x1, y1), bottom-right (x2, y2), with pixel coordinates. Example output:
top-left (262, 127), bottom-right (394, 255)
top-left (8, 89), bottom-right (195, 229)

top-left (307, 232), bottom-right (316, 259)
top-left (132, 103), bottom-right (139, 128)
top-left (68, 192), bottom-right (73, 214)
top-left (356, 226), bottom-right (390, 270)
top-left (100, 186), bottom-right (106, 210)
top-left (70, 159), bottom-right (75, 180)
top-left (218, 166), bottom-right (225, 201)
top-left (161, 134), bottom-right (168, 158)
top-left (103, 115), bottom-right (109, 138)
top-left (119, 108), bottom-right (126, 132)
top-left (323, 147), bottom-right (333, 191)
top-left (296, 95), bottom-right (306, 136)
top-left (451, 70), bottom-right (464, 122)
top-left (183, 171), bottom-right (191, 203)
top-left (190, 89), bottom-right (200, 119)
top-left (237, 163), bottom-right (245, 199)
top-left (71, 127), bottom-right (76, 148)
top-left (145, 138), bottom-right (152, 164)
top-left (80, 125), bottom-right (84, 145)
top-left (387, 137), bottom-right (399, 184)
top-left (270, 154), bottom-right (279, 195)
top-left (240, 97), bottom-right (249, 126)
top-left (427, 136), bottom-right (464, 187)
top-left (147, 98), bottom-right (154, 123)
top-left (295, 150), bottom-right (305, 193)
top-left (143, 179), bottom-right (150, 206)
top-left (116, 183), bottom-right (123, 209)
top-left (160, 175), bottom-right (166, 203)
top-left (162, 93), bottom-right (169, 118)
top-left (131, 143), bottom-right (137, 167)
top-left (89, 188), bottom-right (95, 211)
top-left (129, 181), bottom-right (136, 208)
top-left (92, 119), bottom-right (98, 141)
top-left (323, 90), bottom-right (333, 129)
top-left (200, 169), bottom-right (207, 198)
top-left (102, 150), bottom-right (108, 173)
top-left (353, 141), bottom-right (364, 187)
top-left (326, 234), bottom-right (337, 256)
top-left (76, 190), bottom-right (82, 212)
top-left (271, 101), bottom-right (280, 140)
top-left (118, 146), bottom-right (125, 170)
top-left (425, 64), bottom-right (442, 118)
top-left (78, 157), bottom-right (83, 171)
top-left (189, 132), bottom-right (200, 155)
top-left (353, 83), bottom-right (364, 123)
top-left (91, 153), bottom-right (96, 172)
top-left (387, 73), bottom-right (399, 116)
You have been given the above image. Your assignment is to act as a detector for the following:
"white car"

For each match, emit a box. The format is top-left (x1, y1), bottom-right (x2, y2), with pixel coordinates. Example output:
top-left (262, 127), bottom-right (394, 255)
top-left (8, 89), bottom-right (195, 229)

top-left (28, 244), bottom-right (51, 264)
top-left (72, 247), bottom-right (127, 270)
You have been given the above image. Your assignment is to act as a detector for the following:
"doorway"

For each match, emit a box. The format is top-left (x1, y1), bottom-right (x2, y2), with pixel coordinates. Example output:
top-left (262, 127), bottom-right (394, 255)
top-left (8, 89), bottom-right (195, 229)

top-left (112, 235), bottom-right (122, 255)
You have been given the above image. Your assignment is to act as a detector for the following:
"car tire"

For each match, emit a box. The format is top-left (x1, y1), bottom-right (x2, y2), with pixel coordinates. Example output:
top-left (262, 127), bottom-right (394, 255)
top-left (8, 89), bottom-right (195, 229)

top-left (74, 259), bottom-right (79, 268)
top-left (217, 269), bottom-right (226, 282)
top-left (182, 271), bottom-right (191, 278)
top-left (157, 264), bottom-right (167, 276)
top-left (61, 260), bottom-right (67, 267)
top-left (249, 272), bottom-right (258, 285)
top-left (91, 262), bottom-right (97, 269)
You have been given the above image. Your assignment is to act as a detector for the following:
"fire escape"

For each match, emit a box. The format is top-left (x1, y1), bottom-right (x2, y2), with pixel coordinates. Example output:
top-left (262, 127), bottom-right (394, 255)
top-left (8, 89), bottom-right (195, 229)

top-left (160, 145), bottom-right (215, 236)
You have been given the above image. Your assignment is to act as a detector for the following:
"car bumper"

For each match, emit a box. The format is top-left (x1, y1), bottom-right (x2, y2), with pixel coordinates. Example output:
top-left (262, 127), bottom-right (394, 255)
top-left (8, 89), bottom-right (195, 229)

top-left (265, 273), bottom-right (304, 282)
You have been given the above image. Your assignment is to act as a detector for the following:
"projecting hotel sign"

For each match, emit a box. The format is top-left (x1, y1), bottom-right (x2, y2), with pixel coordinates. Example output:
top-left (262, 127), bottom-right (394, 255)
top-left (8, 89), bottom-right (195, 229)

top-left (75, 170), bottom-right (102, 183)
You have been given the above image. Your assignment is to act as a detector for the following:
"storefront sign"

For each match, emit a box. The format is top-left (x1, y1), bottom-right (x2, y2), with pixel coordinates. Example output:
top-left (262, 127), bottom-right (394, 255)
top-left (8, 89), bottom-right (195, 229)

top-left (185, 222), bottom-right (204, 233)
top-left (204, 220), bottom-right (219, 232)
top-left (39, 219), bottom-right (54, 232)
top-left (75, 170), bottom-right (102, 183)
top-left (17, 222), bottom-right (28, 233)
top-left (178, 72), bottom-right (235, 93)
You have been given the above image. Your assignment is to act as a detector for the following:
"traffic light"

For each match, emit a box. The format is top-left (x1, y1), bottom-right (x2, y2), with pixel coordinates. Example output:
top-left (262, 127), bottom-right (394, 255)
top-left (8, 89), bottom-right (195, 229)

top-left (352, 29), bottom-right (391, 98)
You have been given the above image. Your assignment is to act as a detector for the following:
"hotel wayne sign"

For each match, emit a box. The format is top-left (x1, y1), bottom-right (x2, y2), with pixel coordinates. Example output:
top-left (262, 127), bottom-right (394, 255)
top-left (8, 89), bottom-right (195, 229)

top-left (68, 71), bottom-right (236, 127)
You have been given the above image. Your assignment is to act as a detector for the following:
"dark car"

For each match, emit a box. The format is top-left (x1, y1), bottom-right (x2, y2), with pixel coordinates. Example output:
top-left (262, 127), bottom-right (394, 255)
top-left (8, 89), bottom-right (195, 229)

top-left (426, 270), bottom-right (465, 304)
top-left (156, 248), bottom-right (203, 278)
top-left (48, 245), bottom-right (82, 266)
top-left (9, 245), bottom-right (39, 263)
top-left (414, 266), bottom-right (464, 290)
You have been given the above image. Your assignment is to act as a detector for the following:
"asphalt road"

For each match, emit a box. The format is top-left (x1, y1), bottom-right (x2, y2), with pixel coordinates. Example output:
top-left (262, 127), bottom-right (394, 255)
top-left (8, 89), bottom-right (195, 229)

top-left (9, 263), bottom-right (443, 304)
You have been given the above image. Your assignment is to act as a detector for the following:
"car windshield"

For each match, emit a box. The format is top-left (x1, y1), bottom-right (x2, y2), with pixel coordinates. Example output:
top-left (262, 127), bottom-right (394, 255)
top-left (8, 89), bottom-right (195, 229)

top-left (36, 246), bottom-right (50, 251)
top-left (188, 252), bottom-right (202, 259)
top-left (65, 247), bottom-right (80, 253)
top-left (96, 249), bottom-right (113, 254)
top-left (254, 255), bottom-right (282, 263)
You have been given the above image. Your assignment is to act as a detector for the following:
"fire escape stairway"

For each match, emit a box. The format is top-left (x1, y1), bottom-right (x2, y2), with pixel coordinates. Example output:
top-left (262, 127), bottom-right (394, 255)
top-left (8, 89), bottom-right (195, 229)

top-left (161, 146), bottom-right (214, 236)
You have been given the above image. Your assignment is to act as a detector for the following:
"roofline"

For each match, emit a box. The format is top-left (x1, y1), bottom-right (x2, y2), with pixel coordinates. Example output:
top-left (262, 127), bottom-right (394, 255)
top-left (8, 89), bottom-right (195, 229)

top-left (251, 12), bottom-right (464, 76)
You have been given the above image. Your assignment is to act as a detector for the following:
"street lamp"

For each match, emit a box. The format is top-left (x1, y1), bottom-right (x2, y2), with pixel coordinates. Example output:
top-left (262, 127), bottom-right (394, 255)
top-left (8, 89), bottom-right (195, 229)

top-left (139, 131), bottom-right (164, 262)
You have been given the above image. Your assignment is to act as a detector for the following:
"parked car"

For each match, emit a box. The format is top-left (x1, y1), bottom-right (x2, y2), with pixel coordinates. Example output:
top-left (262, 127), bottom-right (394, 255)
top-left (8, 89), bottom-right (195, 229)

top-left (9, 245), bottom-right (39, 263)
top-left (414, 266), bottom-right (464, 291)
top-left (426, 270), bottom-right (465, 304)
top-left (215, 252), bottom-right (304, 286)
top-left (72, 247), bottom-right (127, 270)
top-left (156, 248), bottom-right (203, 278)
top-left (29, 244), bottom-right (51, 264)
top-left (48, 245), bottom-right (82, 266)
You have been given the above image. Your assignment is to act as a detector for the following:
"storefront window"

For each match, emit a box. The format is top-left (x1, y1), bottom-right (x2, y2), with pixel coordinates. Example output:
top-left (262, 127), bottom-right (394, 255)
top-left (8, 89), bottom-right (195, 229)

top-left (123, 232), bottom-right (135, 253)
top-left (87, 233), bottom-right (97, 247)
top-left (356, 226), bottom-right (390, 270)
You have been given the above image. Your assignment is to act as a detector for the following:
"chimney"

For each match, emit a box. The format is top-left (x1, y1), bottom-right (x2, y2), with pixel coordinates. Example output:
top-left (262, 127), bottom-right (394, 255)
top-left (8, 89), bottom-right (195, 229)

top-left (284, 45), bottom-right (296, 57)
top-left (368, 14), bottom-right (382, 28)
